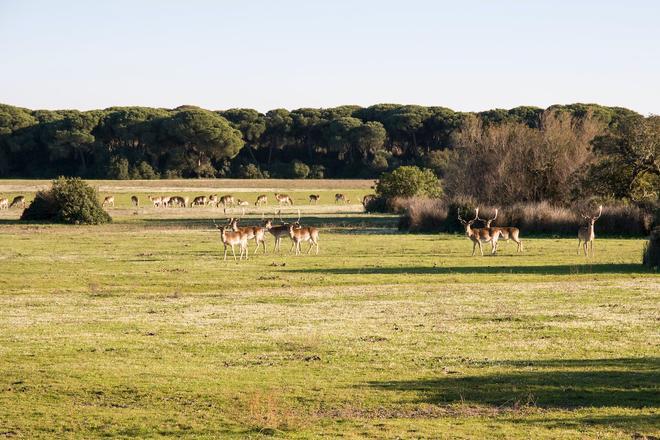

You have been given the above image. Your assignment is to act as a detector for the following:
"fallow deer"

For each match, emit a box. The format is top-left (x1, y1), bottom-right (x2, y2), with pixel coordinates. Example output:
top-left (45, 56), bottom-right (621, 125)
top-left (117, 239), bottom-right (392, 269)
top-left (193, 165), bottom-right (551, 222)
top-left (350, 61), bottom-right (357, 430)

top-left (255, 194), bottom-right (267, 206)
top-left (237, 199), bottom-right (249, 207)
top-left (335, 193), bottom-right (347, 204)
top-left (229, 217), bottom-right (267, 255)
top-left (309, 194), bottom-right (320, 204)
top-left (191, 195), bottom-right (208, 207)
top-left (477, 208), bottom-right (523, 252)
top-left (274, 193), bottom-right (293, 206)
top-left (208, 194), bottom-right (219, 206)
top-left (161, 196), bottom-right (171, 207)
top-left (169, 196), bottom-right (187, 208)
top-left (219, 195), bottom-right (235, 211)
top-left (214, 220), bottom-right (249, 261)
top-left (131, 195), bottom-right (139, 207)
top-left (577, 205), bottom-right (603, 257)
top-left (458, 208), bottom-right (502, 256)
top-left (0, 198), bottom-right (9, 210)
top-left (101, 196), bottom-right (114, 208)
top-left (288, 215), bottom-right (320, 255)
top-left (264, 210), bottom-right (294, 252)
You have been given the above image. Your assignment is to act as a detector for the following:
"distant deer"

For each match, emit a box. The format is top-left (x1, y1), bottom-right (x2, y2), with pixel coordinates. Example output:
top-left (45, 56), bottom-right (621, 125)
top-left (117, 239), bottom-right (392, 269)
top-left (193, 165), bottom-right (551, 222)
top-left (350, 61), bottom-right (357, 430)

top-left (102, 196), bottom-right (114, 208)
top-left (191, 196), bottom-right (208, 207)
top-left (458, 208), bottom-right (502, 256)
top-left (161, 196), bottom-right (171, 207)
top-left (214, 220), bottom-right (249, 261)
top-left (208, 194), bottom-right (219, 206)
top-left (0, 198), bottom-right (8, 210)
top-left (255, 194), bottom-right (267, 206)
top-left (477, 208), bottom-right (523, 252)
top-left (169, 196), bottom-right (187, 208)
top-left (288, 210), bottom-right (319, 255)
top-left (237, 199), bottom-right (249, 207)
top-left (577, 205), bottom-right (603, 257)
top-left (229, 217), bottom-right (268, 255)
top-left (9, 195), bottom-right (26, 209)
top-left (264, 210), bottom-right (295, 252)
top-left (219, 195), bottom-right (235, 211)
top-left (308, 194), bottom-right (320, 204)
top-left (131, 195), bottom-right (139, 208)
top-left (335, 193), bottom-right (347, 204)
top-left (148, 195), bottom-right (162, 208)
top-left (274, 193), bottom-right (293, 206)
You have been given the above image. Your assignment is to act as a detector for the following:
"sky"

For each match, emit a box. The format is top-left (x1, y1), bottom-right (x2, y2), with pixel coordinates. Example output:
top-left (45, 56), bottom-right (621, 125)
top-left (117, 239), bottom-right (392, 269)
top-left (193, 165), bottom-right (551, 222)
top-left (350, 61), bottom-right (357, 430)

top-left (1, 0), bottom-right (658, 114)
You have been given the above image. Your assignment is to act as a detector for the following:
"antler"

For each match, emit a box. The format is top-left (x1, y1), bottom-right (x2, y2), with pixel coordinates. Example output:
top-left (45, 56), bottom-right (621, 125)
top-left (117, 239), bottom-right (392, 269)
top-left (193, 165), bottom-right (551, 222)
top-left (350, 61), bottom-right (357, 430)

top-left (593, 205), bottom-right (603, 220)
top-left (473, 208), bottom-right (480, 222)
top-left (296, 209), bottom-right (301, 224)
top-left (491, 208), bottom-right (498, 222)
top-left (277, 209), bottom-right (284, 223)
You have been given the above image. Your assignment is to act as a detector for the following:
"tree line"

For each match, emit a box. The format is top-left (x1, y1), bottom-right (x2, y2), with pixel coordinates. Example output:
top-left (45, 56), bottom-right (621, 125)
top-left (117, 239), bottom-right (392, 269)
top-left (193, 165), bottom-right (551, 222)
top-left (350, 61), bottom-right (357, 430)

top-left (0, 102), bottom-right (657, 204)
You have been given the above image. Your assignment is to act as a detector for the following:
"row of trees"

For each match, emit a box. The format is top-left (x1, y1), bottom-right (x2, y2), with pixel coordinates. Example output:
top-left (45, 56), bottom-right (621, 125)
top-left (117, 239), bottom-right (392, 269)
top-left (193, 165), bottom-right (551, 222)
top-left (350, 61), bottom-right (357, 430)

top-left (1, 102), bottom-right (657, 203)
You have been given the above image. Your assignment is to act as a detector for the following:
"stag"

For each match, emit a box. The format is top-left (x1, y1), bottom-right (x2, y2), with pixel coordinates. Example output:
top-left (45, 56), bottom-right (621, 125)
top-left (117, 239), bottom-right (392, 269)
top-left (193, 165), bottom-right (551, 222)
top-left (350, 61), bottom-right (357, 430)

top-left (458, 208), bottom-right (502, 256)
top-left (214, 220), bottom-right (249, 261)
top-left (229, 216), bottom-right (268, 255)
top-left (274, 193), bottom-right (293, 206)
top-left (477, 209), bottom-right (523, 252)
top-left (264, 210), bottom-right (295, 252)
top-left (287, 210), bottom-right (319, 255)
top-left (577, 205), bottom-right (603, 257)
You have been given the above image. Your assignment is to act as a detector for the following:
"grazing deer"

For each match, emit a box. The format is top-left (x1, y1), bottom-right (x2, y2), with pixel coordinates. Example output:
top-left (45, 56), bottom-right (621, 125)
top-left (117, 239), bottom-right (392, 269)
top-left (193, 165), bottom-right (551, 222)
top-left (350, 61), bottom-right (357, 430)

top-left (264, 211), bottom-right (295, 252)
top-left (101, 196), bottom-right (114, 208)
top-left (335, 193), bottom-right (347, 204)
top-left (0, 198), bottom-right (9, 210)
top-left (148, 195), bottom-right (162, 208)
top-left (477, 208), bottom-right (523, 252)
top-left (169, 196), bottom-right (187, 208)
top-left (214, 220), bottom-right (249, 261)
top-left (288, 215), bottom-right (320, 255)
top-left (255, 194), bottom-right (267, 206)
top-left (308, 194), bottom-right (320, 204)
top-left (191, 195), bottom-right (208, 207)
top-left (208, 194), bottom-right (219, 206)
top-left (161, 196), bottom-right (171, 207)
top-left (458, 208), bottom-right (502, 256)
top-left (131, 195), bottom-right (139, 208)
top-left (237, 199), bottom-right (249, 207)
top-left (274, 193), bottom-right (293, 206)
top-left (229, 217), bottom-right (268, 254)
top-left (577, 205), bottom-right (603, 257)
top-left (219, 195), bottom-right (235, 211)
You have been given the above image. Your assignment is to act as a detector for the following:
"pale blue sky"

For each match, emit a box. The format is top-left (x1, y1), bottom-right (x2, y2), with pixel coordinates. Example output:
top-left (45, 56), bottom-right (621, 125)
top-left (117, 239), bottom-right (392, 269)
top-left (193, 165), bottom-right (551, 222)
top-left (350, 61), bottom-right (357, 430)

top-left (1, 0), bottom-right (658, 114)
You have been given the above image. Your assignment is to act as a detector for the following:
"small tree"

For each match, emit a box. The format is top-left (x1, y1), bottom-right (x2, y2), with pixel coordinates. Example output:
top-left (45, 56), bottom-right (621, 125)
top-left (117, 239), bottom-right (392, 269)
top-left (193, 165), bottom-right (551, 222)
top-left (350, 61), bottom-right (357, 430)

top-left (21, 177), bottom-right (112, 224)
top-left (291, 160), bottom-right (310, 179)
top-left (375, 166), bottom-right (443, 199)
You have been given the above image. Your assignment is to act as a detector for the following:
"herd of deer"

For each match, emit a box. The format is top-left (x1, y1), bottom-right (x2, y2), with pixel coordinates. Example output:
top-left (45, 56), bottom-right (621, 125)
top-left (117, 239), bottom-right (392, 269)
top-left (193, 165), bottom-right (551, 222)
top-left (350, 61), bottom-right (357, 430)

top-left (458, 205), bottom-right (603, 257)
top-left (0, 195), bottom-right (26, 210)
top-left (213, 210), bottom-right (319, 260)
top-left (100, 192), bottom-right (365, 211)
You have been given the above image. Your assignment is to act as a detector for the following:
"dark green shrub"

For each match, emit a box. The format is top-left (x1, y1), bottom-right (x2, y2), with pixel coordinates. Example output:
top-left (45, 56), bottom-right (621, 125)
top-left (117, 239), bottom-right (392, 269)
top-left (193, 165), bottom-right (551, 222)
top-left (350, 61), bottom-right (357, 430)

top-left (309, 165), bottom-right (325, 179)
top-left (291, 160), bottom-right (310, 179)
top-left (643, 227), bottom-right (660, 269)
top-left (21, 177), bottom-right (112, 224)
top-left (376, 166), bottom-right (442, 199)
top-left (237, 163), bottom-right (265, 179)
top-left (131, 161), bottom-right (160, 179)
top-left (107, 156), bottom-right (130, 179)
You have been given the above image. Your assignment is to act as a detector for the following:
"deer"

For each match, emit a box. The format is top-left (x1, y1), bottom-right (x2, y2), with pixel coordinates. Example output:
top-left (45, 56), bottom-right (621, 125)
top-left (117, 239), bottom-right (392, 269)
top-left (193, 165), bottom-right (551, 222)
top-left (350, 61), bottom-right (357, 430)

top-left (219, 195), bottom-right (235, 211)
top-left (477, 208), bottom-right (523, 253)
top-left (101, 196), bottom-right (114, 208)
top-left (161, 196), bottom-right (171, 207)
top-left (208, 194), bottom-right (219, 206)
top-left (255, 194), bottom-right (267, 206)
top-left (191, 195), bottom-right (208, 207)
top-left (458, 208), bottom-right (502, 256)
top-left (288, 210), bottom-right (320, 255)
top-left (131, 195), bottom-right (139, 208)
top-left (335, 193), bottom-right (347, 204)
top-left (308, 194), bottom-right (320, 204)
top-left (169, 196), bottom-right (187, 208)
top-left (214, 220), bottom-right (249, 261)
top-left (274, 193), bottom-right (293, 206)
top-left (264, 210), bottom-right (295, 253)
top-left (577, 205), bottom-right (603, 257)
top-left (0, 198), bottom-right (9, 210)
top-left (237, 199), bottom-right (250, 207)
top-left (228, 216), bottom-right (268, 255)
top-left (147, 195), bottom-right (161, 207)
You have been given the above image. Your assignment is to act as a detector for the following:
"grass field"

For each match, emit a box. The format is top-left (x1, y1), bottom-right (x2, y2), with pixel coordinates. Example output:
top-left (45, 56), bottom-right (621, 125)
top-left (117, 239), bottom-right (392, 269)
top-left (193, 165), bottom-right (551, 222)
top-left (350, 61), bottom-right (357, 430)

top-left (0, 180), bottom-right (658, 439)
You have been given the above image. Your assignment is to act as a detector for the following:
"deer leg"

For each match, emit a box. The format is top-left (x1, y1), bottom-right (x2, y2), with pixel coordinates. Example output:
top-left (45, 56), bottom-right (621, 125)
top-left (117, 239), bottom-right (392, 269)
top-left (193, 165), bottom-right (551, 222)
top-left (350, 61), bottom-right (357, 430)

top-left (583, 242), bottom-right (588, 256)
top-left (307, 240), bottom-right (314, 254)
top-left (231, 244), bottom-right (236, 261)
top-left (471, 241), bottom-right (477, 256)
top-left (577, 239), bottom-right (582, 255)
top-left (223, 244), bottom-right (228, 261)
top-left (491, 239), bottom-right (498, 254)
top-left (478, 241), bottom-right (484, 256)
top-left (590, 241), bottom-right (594, 257)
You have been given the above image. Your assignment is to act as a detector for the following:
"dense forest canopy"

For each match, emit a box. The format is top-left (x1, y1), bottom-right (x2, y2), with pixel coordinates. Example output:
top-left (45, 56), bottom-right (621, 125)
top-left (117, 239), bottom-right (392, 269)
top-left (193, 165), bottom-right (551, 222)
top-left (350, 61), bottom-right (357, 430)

top-left (1, 102), bottom-right (657, 204)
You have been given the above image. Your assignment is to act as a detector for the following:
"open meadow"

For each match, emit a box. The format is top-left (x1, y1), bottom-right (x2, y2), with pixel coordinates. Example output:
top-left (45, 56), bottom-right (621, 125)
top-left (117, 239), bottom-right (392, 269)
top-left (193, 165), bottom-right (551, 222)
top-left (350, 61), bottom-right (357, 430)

top-left (0, 180), bottom-right (658, 439)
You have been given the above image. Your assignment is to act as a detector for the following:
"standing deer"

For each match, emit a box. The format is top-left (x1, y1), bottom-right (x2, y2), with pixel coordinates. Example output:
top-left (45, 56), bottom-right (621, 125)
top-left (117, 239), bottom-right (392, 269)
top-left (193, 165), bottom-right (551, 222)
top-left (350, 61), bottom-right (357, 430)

top-left (477, 208), bottom-right (523, 252)
top-left (0, 198), bottom-right (8, 210)
top-left (458, 208), bottom-right (502, 256)
top-left (9, 195), bottom-right (26, 209)
top-left (334, 193), bottom-right (347, 204)
top-left (237, 199), bottom-right (250, 207)
top-left (102, 196), bottom-right (114, 208)
top-left (274, 193), bottom-right (293, 206)
top-left (264, 210), bottom-right (295, 253)
top-left (577, 205), bottom-right (603, 257)
top-left (219, 195), bottom-right (235, 211)
top-left (169, 196), bottom-right (187, 207)
top-left (288, 212), bottom-right (320, 255)
top-left (214, 220), bottom-right (249, 261)
top-left (208, 194), bottom-right (219, 206)
top-left (161, 196), bottom-right (171, 207)
top-left (255, 195), bottom-right (267, 206)
top-left (229, 217), bottom-right (268, 255)
top-left (148, 195), bottom-right (162, 207)
top-left (308, 194), bottom-right (320, 204)
top-left (191, 196), bottom-right (208, 207)
top-left (131, 195), bottom-right (139, 208)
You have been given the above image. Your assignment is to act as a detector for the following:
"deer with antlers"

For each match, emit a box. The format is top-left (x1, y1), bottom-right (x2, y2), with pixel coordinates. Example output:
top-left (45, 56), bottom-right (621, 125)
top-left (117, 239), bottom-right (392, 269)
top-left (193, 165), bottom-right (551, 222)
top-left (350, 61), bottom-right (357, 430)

top-left (264, 210), bottom-right (296, 253)
top-left (577, 205), bottom-right (603, 257)
top-left (477, 208), bottom-right (523, 253)
top-left (288, 210), bottom-right (320, 255)
top-left (214, 219), bottom-right (249, 261)
top-left (228, 216), bottom-right (268, 255)
top-left (458, 208), bottom-right (502, 256)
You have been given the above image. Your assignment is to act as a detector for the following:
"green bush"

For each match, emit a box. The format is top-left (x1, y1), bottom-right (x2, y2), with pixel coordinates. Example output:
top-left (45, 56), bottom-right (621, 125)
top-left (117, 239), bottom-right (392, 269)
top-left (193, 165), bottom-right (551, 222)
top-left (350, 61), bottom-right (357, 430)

top-left (237, 163), bottom-right (266, 179)
top-left (309, 165), bottom-right (325, 179)
top-left (291, 160), bottom-right (310, 179)
top-left (375, 166), bottom-right (443, 199)
top-left (131, 161), bottom-right (160, 179)
top-left (21, 177), bottom-right (112, 225)
top-left (643, 227), bottom-right (660, 269)
top-left (107, 156), bottom-right (130, 179)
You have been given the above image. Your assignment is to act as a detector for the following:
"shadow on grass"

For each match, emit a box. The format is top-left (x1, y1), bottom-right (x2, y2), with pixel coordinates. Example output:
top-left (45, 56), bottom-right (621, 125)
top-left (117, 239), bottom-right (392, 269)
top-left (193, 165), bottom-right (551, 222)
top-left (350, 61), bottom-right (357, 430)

top-left (367, 357), bottom-right (660, 410)
top-left (285, 263), bottom-right (649, 275)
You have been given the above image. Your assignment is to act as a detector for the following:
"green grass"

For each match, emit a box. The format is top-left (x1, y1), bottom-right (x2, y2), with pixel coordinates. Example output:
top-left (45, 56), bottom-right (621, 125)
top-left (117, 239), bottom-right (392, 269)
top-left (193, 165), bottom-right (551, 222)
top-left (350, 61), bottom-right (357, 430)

top-left (0, 180), bottom-right (658, 438)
